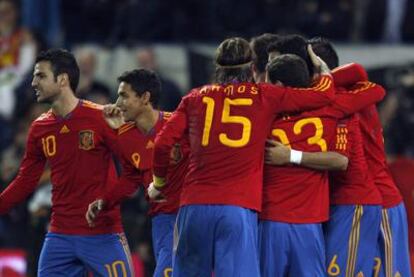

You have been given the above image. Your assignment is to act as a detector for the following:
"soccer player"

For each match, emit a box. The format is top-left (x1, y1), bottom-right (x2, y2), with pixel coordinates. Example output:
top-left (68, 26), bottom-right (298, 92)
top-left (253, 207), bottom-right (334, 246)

top-left (0, 49), bottom-right (133, 276)
top-left (267, 37), bottom-right (400, 276)
top-left (310, 37), bottom-right (411, 277)
top-left (250, 33), bottom-right (280, 83)
top-left (85, 69), bottom-right (189, 277)
top-left (261, 53), bottom-right (385, 276)
top-left (148, 37), bottom-right (335, 276)
top-left (267, 34), bottom-right (315, 77)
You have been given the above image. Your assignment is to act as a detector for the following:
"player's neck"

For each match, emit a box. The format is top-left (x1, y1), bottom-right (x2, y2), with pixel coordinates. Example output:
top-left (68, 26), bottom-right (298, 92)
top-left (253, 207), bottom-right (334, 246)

top-left (51, 90), bottom-right (79, 117)
top-left (134, 108), bottom-right (159, 134)
top-left (255, 73), bottom-right (266, 83)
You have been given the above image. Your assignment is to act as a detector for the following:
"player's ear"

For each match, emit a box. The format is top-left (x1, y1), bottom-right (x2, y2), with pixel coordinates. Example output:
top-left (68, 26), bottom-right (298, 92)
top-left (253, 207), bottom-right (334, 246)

top-left (57, 73), bottom-right (68, 88)
top-left (142, 91), bottom-right (151, 105)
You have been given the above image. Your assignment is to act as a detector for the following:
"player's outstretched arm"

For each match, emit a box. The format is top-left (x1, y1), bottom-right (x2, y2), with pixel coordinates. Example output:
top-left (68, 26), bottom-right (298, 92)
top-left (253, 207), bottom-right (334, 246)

top-left (0, 126), bottom-right (46, 213)
top-left (152, 99), bottom-right (188, 194)
top-left (87, 161), bottom-right (144, 227)
top-left (87, 172), bottom-right (144, 228)
top-left (101, 158), bottom-right (143, 207)
top-left (265, 139), bottom-right (348, 171)
top-left (332, 63), bottom-right (368, 88)
top-left (103, 104), bottom-right (125, 129)
top-left (332, 82), bottom-right (386, 117)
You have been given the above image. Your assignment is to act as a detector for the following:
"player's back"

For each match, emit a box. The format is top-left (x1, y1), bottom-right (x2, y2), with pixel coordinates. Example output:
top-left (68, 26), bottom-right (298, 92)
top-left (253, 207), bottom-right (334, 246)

top-left (154, 76), bottom-right (334, 211)
top-left (262, 108), bottom-right (337, 223)
top-left (181, 83), bottom-right (277, 211)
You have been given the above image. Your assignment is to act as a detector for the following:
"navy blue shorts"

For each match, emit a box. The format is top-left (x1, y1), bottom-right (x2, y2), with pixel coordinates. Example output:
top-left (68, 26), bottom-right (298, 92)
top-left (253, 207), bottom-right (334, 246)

top-left (38, 232), bottom-right (133, 276)
top-left (152, 213), bottom-right (176, 277)
top-left (373, 203), bottom-right (411, 277)
top-left (324, 205), bottom-right (381, 277)
top-left (173, 204), bottom-right (260, 277)
top-left (259, 220), bottom-right (325, 277)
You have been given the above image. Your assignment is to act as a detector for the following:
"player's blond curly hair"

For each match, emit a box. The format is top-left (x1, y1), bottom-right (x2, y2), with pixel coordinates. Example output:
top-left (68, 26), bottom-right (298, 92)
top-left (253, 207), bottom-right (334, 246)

top-left (214, 37), bottom-right (253, 84)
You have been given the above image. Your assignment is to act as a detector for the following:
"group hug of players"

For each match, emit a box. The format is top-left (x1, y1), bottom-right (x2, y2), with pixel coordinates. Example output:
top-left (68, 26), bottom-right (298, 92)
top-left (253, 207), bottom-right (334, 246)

top-left (0, 32), bottom-right (410, 277)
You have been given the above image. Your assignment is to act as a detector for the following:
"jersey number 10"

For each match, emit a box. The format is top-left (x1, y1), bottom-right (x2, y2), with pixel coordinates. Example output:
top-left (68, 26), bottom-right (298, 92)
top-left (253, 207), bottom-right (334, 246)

top-left (41, 135), bottom-right (57, 157)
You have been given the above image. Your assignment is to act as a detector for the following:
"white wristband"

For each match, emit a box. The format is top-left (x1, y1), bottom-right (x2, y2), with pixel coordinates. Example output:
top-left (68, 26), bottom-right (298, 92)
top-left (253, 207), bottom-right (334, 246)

top-left (290, 149), bottom-right (303, 164)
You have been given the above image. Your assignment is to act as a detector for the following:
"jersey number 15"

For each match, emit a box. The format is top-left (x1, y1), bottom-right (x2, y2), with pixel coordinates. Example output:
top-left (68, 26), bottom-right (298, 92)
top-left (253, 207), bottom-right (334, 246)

top-left (202, 96), bottom-right (253, 148)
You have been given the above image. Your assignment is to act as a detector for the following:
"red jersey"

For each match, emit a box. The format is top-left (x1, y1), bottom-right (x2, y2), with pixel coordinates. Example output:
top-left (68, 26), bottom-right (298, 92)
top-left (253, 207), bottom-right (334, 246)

top-left (0, 100), bottom-right (123, 235)
top-left (329, 113), bottom-right (383, 205)
top-left (153, 77), bottom-right (335, 211)
top-left (358, 105), bottom-right (402, 208)
top-left (262, 81), bottom-right (385, 222)
top-left (102, 111), bottom-right (189, 216)
top-left (262, 111), bottom-right (337, 223)
top-left (334, 64), bottom-right (402, 208)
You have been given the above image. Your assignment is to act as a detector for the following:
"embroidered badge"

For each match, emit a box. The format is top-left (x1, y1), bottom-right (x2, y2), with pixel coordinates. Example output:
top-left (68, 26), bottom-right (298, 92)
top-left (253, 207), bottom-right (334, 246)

top-left (79, 130), bottom-right (95, 150)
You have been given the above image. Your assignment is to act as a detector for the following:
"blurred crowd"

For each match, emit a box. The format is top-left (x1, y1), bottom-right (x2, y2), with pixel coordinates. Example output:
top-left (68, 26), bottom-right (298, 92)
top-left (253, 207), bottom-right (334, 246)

top-left (1, 0), bottom-right (414, 275)
top-left (63, 0), bottom-right (414, 45)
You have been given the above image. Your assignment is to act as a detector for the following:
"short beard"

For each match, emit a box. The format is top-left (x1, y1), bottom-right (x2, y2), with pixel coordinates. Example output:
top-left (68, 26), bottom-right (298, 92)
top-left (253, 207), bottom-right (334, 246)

top-left (37, 90), bottom-right (60, 104)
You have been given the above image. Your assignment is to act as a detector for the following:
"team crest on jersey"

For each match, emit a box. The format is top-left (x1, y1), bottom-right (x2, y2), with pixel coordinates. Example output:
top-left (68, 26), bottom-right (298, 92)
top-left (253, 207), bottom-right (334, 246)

top-left (79, 130), bottom-right (95, 150)
top-left (170, 143), bottom-right (183, 165)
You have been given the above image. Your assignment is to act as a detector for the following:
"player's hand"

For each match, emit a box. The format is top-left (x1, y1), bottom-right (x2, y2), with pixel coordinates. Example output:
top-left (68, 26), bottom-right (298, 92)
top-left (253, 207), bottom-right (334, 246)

top-left (265, 139), bottom-right (290, 165)
top-left (103, 104), bottom-right (124, 129)
top-left (147, 183), bottom-right (167, 203)
top-left (308, 44), bottom-right (331, 78)
top-left (86, 199), bottom-right (105, 227)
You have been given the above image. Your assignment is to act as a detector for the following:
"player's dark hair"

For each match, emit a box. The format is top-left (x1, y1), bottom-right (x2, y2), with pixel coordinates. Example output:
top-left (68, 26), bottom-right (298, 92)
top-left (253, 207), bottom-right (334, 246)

top-left (35, 48), bottom-right (80, 92)
top-left (267, 34), bottom-right (313, 76)
top-left (117, 69), bottom-right (161, 106)
top-left (266, 54), bottom-right (310, 88)
top-left (308, 36), bottom-right (339, 70)
top-left (214, 37), bottom-right (253, 83)
top-left (250, 33), bottom-right (280, 73)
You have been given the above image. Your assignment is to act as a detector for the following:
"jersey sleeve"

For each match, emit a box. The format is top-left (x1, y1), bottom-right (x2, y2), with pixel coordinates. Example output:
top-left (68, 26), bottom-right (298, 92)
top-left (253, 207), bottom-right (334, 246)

top-left (263, 75), bottom-right (335, 114)
top-left (332, 63), bottom-right (368, 88)
top-left (97, 114), bottom-right (142, 208)
top-left (178, 136), bottom-right (191, 160)
top-left (153, 98), bottom-right (188, 179)
top-left (100, 114), bottom-right (120, 154)
top-left (0, 125), bottom-right (46, 214)
top-left (331, 82), bottom-right (385, 117)
top-left (101, 154), bottom-right (144, 209)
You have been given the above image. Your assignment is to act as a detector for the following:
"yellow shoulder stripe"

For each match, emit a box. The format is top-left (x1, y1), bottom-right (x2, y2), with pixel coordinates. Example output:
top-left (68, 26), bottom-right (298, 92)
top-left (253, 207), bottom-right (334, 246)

top-left (82, 100), bottom-right (103, 110)
top-left (292, 76), bottom-right (332, 92)
top-left (118, 122), bottom-right (135, 135)
top-left (348, 81), bottom-right (375, 94)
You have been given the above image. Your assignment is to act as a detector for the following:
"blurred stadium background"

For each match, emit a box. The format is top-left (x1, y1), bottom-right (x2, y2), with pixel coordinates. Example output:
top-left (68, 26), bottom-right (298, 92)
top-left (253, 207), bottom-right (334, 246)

top-left (1, 0), bottom-right (414, 276)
